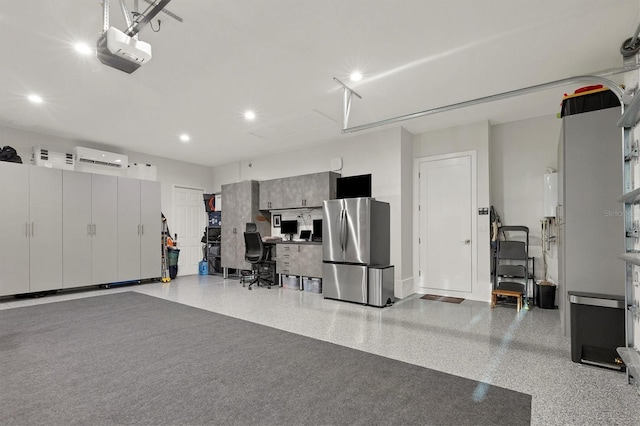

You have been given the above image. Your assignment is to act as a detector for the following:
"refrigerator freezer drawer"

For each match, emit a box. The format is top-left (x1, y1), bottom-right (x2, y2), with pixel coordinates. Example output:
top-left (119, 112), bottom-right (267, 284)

top-left (323, 263), bottom-right (367, 304)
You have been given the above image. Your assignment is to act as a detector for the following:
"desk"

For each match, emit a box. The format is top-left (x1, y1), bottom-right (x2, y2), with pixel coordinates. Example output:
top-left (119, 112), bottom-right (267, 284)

top-left (274, 241), bottom-right (323, 289)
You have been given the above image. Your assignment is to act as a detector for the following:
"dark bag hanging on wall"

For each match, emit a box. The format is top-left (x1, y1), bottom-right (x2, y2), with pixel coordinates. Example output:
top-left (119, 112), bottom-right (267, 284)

top-left (0, 146), bottom-right (23, 163)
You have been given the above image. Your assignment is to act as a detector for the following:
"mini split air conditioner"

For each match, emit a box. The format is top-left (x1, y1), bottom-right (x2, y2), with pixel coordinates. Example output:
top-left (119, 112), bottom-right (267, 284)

top-left (32, 146), bottom-right (75, 170)
top-left (74, 147), bottom-right (128, 177)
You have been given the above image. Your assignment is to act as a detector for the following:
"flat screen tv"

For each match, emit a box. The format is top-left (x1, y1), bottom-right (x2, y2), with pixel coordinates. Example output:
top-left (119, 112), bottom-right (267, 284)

top-left (312, 219), bottom-right (322, 241)
top-left (280, 220), bottom-right (298, 235)
top-left (336, 174), bottom-right (372, 199)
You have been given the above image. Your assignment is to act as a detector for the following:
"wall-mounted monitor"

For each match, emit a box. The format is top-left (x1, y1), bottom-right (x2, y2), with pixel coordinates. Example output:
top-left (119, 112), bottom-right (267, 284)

top-left (336, 174), bottom-right (372, 199)
top-left (280, 220), bottom-right (298, 235)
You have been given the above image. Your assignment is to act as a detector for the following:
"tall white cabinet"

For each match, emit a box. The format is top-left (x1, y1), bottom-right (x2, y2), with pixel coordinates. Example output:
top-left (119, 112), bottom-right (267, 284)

top-left (62, 171), bottom-right (118, 288)
top-left (0, 163), bottom-right (62, 296)
top-left (117, 177), bottom-right (161, 282)
top-left (0, 162), bottom-right (30, 296)
top-left (0, 162), bottom-right (161, 297)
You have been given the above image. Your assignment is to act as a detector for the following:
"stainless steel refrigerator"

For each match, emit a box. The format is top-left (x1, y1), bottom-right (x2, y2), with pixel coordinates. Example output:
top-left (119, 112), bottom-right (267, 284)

top-left (322, 197), bottom-right (390, 304)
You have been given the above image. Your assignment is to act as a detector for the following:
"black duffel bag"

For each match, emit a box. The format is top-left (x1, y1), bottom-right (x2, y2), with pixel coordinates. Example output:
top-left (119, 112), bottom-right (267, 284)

top-left (0, 146), bottom-right (23, 163)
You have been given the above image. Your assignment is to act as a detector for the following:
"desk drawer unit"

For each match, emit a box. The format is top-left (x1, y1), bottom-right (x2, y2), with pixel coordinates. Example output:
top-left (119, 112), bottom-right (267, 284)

top-left (276, 244), bottom-right (299, 275)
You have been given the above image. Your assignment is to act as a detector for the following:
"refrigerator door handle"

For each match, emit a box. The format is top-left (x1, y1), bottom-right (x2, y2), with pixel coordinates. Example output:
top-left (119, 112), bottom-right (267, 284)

top-left (340, 209), bottom-right (347, 252)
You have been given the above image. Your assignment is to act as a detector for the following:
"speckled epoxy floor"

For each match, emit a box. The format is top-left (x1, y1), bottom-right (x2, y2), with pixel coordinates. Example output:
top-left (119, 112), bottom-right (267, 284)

top-left (2, 275), bottom-right (639, 425)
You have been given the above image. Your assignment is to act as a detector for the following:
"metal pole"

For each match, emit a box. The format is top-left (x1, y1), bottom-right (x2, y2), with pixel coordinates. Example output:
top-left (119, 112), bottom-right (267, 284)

top-left (340, 66), bottom-right (639, 134)
top-left (102, 0), bottom-right (110, 33)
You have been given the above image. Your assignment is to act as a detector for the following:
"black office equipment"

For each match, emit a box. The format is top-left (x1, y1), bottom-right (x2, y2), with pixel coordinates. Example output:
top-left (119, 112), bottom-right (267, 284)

top-left (312, 219), bottom-right (322, 241)
top-left (336, 174), bottom-right (372, 199)
top-left (300, 230), bottom-right (311, 241)
top-left (243, 228), bottom-right (275, 290)
top-left (280, 220), bottom-right (298, 236)
top-left (207, 227), bottom-right (221, 242)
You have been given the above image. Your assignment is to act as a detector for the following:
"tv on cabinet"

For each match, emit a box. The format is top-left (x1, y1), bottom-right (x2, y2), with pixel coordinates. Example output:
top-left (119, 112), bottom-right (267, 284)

top-left (336, 174), bottom-right (372, 199)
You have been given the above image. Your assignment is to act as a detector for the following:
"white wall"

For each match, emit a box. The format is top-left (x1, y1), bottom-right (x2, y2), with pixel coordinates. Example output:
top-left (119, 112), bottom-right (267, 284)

top-left (413, 121), bottom-right (491, 302)
top-left (211, 127), bottom-right (414, 297)
top-left (489, 114), bottom-right (561, 284)
top-left (0, 125), bottom-right (214, 233)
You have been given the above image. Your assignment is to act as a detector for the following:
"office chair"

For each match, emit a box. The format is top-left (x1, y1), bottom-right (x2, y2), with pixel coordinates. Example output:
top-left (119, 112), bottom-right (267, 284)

top-left (243, 227), bottom-right (275, 290)
top-left (239, 222), bottom-right (259, 285)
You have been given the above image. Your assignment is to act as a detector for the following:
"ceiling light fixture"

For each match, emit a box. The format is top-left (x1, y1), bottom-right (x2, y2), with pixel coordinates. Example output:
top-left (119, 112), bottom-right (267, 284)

top-left (27, 94), bottom-right (43, 104)
top-left (179, 134), bottom-right (190, 142)
top-left (244, 110), bottom-right (256, 121)
top-left (74, 42), bottom-right (93, 55)
top-left (350, 71), bottom-right (363, 82)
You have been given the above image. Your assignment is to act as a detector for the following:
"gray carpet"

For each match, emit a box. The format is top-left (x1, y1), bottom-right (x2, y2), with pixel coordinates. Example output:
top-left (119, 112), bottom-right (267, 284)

top-left (0, 292), bottom-right (531, 425)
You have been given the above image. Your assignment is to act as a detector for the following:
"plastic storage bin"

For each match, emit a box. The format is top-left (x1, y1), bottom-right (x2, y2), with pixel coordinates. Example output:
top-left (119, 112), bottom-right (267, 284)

top-left (561, 87), bottom-right (619, 117)
top-left (282, 275), bottom-right (300, 290)
top-left (303, 277), bottom-right (322, 294)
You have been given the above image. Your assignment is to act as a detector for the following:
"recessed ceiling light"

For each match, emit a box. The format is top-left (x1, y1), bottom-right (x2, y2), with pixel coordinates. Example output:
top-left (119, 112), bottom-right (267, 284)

top-left (74, 42), bottom-right (93, 55)
top-left (244, 110), bottom-right (256, 121)
top-left (350, 71), bottom-right (363, 82)
top-left (27, 94), bottom-right (43, 104)
top-left (179, 134), bottom-right (191, 142)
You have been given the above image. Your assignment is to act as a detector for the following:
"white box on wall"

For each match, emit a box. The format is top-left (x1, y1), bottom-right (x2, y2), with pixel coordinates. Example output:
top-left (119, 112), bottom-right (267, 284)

top-left (544, 172), bottom-right (558, 217)
top-left (127, 163), bottom-right (157, 181)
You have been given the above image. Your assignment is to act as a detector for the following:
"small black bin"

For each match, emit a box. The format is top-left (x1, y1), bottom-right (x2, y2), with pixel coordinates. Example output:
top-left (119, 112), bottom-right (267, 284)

top-left (536, 282), bottom-right (556, 309)
top-left (569, 291), bottom-right (625, 370)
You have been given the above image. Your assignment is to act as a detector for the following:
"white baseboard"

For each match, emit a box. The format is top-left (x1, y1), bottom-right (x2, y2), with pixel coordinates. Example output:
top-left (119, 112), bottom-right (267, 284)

top-left (394, 277), bottom-right (415, 299)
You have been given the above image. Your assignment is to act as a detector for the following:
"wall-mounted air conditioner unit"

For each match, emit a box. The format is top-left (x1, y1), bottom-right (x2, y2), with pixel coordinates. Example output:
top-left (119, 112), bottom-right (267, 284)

top-left (74, 146), bottom-right (128, 176)
top-left (32, 146), bottom-right (75, 170)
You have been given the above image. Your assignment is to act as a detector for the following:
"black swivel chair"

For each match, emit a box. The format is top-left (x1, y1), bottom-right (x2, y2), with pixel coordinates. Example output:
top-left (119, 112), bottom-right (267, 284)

top-left (243, 227), bottom-right (275, 290)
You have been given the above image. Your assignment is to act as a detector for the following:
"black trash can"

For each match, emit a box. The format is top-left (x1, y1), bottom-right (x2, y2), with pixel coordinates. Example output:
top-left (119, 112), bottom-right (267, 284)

top-left (167, 247), bottom-right (180, 279)
top-left (536, 282), bottom-right (557, 309)
top-left (568, 291), bottom-right (625, 370)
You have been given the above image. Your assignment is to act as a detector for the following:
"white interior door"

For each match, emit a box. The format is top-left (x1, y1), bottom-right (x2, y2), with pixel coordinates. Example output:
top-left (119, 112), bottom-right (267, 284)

top-left (174, 186), bottom-right (205, 276)
top-left (419, 155), bottom-right (472, 293)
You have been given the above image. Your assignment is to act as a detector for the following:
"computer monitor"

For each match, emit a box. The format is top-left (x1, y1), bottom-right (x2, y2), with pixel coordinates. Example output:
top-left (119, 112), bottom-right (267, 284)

top-left (299, 230), bottom-right (311, 241)
top-left (312, 219), bottom-right (322, 241)
top-left (280, 220), bottom-right (298, 236)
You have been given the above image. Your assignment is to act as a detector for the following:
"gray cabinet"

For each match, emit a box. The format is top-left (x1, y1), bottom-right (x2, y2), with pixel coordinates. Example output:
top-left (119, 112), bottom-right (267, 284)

top-left (276, 243), bottom-right (299, 275)
top-left (558, 107), bottom-right (624, 335)
top-left (92, 174), bottom-right (119, 284)
top-left (0, 164), bottom-right (62, 296)
top-left (281, 172), bottom-right (338, 208)
top-left (299, 244), bottom-right (323, 278)
top-left (0, 162), bottom-right (30, 296)
top-left (259, 178), bottom-right (283, 210)
top-left (63, 171), bottom-right (119, 289)
top-left (117, 177), bottom-right (161, 282)
top-left (140, 180), bottom-right (161, 279)
top-left (29, 166), bottom-right (63, 292)
top-left (221, 180), bottom-right (269, 271)
top-left (275, 242), bottom-right (322, 278)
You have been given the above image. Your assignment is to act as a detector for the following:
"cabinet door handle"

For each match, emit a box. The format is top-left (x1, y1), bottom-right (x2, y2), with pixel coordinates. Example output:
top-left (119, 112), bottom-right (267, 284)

top-left (87, 224), bottom-right (91, 236)
top-left (25, 222), bottom-right (29, 238)
top-left (141, 224), bottom-right (144, 236)
top-left (31, 222), bottom-right (35, 237)
top-left (93, 224), bottom-right (97, 236)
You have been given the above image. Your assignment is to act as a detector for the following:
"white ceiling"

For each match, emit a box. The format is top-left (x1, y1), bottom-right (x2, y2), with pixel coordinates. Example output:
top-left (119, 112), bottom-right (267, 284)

top-left (0, 0), bottom-right (638, 167)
